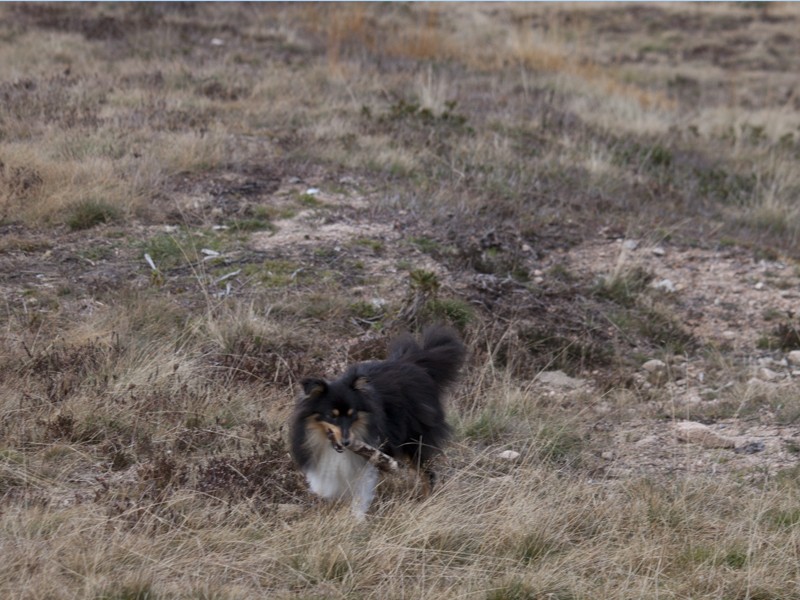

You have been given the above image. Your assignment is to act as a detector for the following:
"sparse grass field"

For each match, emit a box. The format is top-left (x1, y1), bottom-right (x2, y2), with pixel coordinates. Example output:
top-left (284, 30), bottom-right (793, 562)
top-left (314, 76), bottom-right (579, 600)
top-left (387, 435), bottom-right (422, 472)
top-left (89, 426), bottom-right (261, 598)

top-left (2, 3), bottom-right (800, 599)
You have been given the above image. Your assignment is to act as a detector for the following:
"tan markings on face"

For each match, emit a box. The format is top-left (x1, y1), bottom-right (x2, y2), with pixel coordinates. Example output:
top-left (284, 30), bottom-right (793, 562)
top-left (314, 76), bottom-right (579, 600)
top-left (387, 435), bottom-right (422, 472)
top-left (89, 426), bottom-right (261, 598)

top-left (350, 412), bottom-right (370, 440)
top-left (318, 420), bottom-right (343, 445)
top-left (347, 408), bottom-right (354, 417)
top-left (332, 408), bottom-right (339, 417)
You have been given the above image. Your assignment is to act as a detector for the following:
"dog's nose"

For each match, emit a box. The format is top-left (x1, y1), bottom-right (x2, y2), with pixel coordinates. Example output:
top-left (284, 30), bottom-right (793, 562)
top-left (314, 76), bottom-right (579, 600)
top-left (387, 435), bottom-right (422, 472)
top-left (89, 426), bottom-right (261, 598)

top-left (342, 438), bottom-right (351, 447)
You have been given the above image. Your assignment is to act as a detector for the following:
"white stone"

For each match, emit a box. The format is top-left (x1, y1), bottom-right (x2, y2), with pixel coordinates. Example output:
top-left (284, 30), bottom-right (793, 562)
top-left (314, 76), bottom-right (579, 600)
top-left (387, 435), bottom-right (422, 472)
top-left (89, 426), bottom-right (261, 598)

top-left (642, 359), bottom-right (667, 373)
top-left (652, 246), bottom-right (666, 256)
top-left (652, 278), bottom-right (676, 293)
top-left (642, 359), bottom-right (668, 385)
top-left (634, 435), bottom-right (659, 447)
top-left (787, 350), bottom-right (800, 366)
top-left (623, 239), bottom-right (639, 250)
top-left (537, 370), bottom-right (586, 389)
top-left (498, 450), bottom-right (521, 461)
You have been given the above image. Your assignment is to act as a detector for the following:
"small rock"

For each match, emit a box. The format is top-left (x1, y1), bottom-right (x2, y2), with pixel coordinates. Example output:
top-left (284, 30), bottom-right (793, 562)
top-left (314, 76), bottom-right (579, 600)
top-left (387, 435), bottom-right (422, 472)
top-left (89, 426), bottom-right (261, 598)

top-left (210, 38), bottom-right (225, 46)
top-left (498, 450), bottom-right (521, 461)
top-left (601, 451), bottom-right (614, 460)
top-left (288, 176), bottom-right (301, 184)
top-left (758, 367), bottom-right (780, 382)
top-left (634, 435), bottom-right (659, 447)
top-left (722, 331), bottom-right (737, 340)
top-left (522, 243), bottom-right (532, 252)
top-left (675, 421), bottom-right (735, 449)
top-left (734, 441), bottom-right (765, 455)
top-left (652, 246), bottom-right (666, 256)
top-left (622, 239), bottom-right (639, 250)
top-left (755, 282), bottom-right (765, 290)
top-left (787, 350), bottom-right (800, 366)
top-left (652, 278), bottom-right (676, 293)
top-left (305, 187), bottom-right (320, 196)
top-left (642, 359), bottom-right (667, 373)
top-left (537, 370), bottom-right (586, 389)
top-left (642, 360), bottom-right (667, 384)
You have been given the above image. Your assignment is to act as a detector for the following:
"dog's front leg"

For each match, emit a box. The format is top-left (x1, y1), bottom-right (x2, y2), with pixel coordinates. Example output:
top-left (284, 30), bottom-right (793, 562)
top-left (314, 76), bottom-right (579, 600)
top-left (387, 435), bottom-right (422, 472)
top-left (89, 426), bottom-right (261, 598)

top-left (350, 465), bottom-right (378, 520)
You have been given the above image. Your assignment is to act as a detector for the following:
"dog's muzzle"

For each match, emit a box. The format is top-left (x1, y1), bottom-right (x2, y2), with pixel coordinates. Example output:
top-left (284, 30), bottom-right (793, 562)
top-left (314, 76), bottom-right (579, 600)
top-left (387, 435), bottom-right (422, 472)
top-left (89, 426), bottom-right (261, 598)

top-left (326, 428), bottom-right (345, 453)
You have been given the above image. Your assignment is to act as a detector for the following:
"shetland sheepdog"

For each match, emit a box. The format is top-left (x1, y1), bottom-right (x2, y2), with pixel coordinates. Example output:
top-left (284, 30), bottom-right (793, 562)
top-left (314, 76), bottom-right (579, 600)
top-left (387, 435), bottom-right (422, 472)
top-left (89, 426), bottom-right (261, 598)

top-left (289, 325), bottom-right (465, 517)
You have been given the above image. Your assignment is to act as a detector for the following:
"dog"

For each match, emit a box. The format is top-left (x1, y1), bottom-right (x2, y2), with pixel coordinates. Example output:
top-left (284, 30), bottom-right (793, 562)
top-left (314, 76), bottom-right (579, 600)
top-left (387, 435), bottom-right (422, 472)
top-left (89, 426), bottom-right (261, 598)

top-left (289, 325), bottom-right (465, 517)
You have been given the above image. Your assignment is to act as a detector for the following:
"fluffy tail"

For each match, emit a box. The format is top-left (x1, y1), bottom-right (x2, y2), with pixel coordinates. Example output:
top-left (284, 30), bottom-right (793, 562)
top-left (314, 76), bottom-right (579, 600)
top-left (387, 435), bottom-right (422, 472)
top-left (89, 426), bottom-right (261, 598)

top-left (389, 325), bottom-right (465, 390)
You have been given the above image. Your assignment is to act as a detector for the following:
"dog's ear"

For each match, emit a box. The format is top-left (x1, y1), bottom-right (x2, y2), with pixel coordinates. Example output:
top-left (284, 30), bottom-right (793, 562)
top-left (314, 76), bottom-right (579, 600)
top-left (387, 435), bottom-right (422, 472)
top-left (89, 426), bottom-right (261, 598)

top-left (302, 378), bottom-right (327, 400)
top-left (351, 376), bottom-right (369, 392)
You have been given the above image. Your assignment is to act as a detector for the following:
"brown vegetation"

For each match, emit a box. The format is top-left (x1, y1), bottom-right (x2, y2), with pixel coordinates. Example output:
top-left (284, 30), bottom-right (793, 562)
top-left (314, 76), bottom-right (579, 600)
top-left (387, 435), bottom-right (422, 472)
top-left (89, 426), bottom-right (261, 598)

top-left (2, 3), bottom-right (800, 598)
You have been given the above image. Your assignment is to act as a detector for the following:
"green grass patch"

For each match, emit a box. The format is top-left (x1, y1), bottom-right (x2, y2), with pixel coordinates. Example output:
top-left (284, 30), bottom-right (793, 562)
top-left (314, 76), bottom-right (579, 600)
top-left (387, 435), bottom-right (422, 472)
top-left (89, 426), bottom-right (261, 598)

top-left (411, 236), bottom-right (439, 254)
top-left (462, 408), bottom-right (510, 442)
top-left (409, 269), bottom-right (440, 294)
top-left (535, 422), bottom-right (584, 466)
top-left (423, 298), bottom-right (474, 330)
top-left (297, 193), bottom-right (322, 207)
top-left (593, 266), bottom-right (653, 307)
top-left (354, 237), bottom-right (384, 253)
top-left (243, 259), bottom-right (308, 287)
top-left (142, 230), bottom-right (225, 271)
top-left (764, 507), bottom-right (800, 529)
top-left (67, 199), bottom-right (121, 230)
top-left (349, 300), bottom-right (385, 321)
top-left (225, 217), bottom-right (276, 233)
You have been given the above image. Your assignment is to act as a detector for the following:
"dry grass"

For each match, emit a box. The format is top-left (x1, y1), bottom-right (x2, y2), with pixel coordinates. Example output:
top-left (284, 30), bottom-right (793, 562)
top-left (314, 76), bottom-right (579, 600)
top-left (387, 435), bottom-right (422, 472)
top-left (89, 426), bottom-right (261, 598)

top-left (3, 3), bottom-right (800, 598)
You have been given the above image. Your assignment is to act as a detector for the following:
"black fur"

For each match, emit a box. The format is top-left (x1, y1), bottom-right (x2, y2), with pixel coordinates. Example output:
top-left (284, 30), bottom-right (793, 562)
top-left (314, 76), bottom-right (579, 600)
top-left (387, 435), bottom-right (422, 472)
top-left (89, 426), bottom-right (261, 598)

top-left (290, 325), bottom-right (465, 478)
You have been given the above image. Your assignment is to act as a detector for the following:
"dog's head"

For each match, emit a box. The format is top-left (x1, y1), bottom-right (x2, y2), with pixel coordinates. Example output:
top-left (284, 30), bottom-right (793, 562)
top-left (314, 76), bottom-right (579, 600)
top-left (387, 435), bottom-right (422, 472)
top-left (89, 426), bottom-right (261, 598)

top-left (301, 375), bottom-right (370, 453)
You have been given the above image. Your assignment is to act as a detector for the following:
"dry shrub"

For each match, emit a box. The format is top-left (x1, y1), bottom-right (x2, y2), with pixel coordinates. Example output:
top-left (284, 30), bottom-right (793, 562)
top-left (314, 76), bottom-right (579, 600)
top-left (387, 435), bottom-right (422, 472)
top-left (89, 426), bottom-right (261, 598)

top-left (203, 304), bottom-right (311, 384)
top-left (196, 434), bottom-right (306, 504)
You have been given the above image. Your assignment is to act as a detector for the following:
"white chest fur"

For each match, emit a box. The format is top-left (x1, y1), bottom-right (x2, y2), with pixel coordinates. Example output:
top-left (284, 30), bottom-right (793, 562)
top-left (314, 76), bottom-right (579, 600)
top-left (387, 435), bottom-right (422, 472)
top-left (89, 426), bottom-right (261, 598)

top-left (302, 436), bottom-right (378, 517)
top-left (305, 444), bottom-right (369, 499)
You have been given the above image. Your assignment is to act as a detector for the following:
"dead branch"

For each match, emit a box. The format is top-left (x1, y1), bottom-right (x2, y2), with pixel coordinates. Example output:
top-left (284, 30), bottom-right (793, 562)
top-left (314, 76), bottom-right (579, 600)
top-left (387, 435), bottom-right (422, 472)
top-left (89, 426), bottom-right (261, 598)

top-left (348, 439), bottom-right (403, 473)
